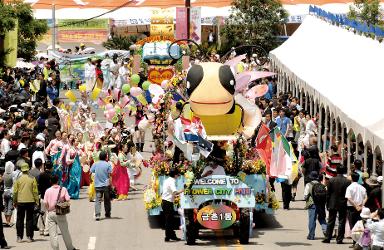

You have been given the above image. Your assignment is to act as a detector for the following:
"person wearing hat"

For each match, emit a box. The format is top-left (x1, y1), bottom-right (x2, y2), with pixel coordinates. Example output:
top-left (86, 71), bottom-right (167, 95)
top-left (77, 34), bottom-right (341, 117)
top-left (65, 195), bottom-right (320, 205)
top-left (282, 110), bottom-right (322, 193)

top-left (366, 175), bottom-right (383, 212)
top-left (13, 163), bottom-right (39, 243)
top-left (304, 171), bottom-right (327, 240)
top-left (351, 207), bottom-right (372, 249)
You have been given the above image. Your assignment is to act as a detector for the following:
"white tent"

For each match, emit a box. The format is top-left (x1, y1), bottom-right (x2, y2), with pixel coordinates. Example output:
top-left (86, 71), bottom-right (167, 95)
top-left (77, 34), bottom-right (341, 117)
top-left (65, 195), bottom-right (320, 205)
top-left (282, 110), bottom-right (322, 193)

top-left (270, 15), bottom-right (384, 155)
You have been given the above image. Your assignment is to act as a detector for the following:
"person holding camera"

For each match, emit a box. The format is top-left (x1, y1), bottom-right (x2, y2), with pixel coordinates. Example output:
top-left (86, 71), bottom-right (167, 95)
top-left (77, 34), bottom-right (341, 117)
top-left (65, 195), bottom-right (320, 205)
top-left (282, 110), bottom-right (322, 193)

top-left (44, 175), bottom-right (77, 250)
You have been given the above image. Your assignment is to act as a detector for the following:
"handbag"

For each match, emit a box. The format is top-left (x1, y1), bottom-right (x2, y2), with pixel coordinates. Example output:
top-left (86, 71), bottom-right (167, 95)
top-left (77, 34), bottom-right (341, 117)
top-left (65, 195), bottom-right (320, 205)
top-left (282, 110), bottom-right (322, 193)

top-left (55, 186), bottom-right (70, 215)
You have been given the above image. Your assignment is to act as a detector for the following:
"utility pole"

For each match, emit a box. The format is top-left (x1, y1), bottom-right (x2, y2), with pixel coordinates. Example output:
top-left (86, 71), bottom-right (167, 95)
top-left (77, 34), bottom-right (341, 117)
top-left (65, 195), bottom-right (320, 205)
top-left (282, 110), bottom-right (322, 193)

top-left (186, 0), bottom-right (191, 39)
top-left (52, 3), bottom-right (56, 51)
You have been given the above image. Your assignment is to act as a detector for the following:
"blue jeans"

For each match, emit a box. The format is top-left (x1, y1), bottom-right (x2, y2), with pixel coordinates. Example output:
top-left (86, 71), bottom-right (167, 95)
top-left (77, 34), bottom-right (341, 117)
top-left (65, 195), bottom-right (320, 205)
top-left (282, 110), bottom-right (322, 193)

top-left (308, 204), bottom-right (327, 239)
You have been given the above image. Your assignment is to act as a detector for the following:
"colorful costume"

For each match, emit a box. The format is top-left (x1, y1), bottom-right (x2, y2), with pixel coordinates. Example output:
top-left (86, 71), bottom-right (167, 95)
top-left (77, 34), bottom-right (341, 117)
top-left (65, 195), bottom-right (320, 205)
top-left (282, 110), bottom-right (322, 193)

top-left (111, 153), bottom-right (130, 200)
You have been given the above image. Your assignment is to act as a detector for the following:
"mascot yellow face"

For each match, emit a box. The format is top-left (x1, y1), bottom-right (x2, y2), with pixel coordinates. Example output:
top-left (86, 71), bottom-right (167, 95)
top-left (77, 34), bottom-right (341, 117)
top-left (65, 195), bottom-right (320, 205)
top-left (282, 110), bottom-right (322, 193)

top-left (186, 62), bottom-right (235, 116)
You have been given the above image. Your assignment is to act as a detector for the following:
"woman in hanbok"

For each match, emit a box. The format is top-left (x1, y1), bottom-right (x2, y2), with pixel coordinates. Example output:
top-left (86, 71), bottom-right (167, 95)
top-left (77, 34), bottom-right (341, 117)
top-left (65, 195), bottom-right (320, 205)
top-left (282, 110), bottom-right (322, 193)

top-left (111, 145), bottom-right (130, 200)
top-left (127, 142), bottom-right (143, 191)
top-left (58, 134), bottom-right (81, 199)
top-left (77, 133), bottom-right (90, 187)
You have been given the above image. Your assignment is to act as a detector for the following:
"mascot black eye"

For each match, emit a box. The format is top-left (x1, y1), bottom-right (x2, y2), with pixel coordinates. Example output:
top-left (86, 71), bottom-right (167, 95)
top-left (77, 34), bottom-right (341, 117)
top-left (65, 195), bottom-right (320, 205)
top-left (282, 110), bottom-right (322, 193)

top-left (186, 64), bottom-right (204, 96)
top-left (219, 65), bottom-right (235, 95)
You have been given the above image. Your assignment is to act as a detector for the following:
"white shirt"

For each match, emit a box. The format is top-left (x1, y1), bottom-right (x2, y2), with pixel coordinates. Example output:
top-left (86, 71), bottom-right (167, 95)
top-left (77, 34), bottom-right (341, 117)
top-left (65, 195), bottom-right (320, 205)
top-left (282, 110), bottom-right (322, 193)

top-left (305, 119), bottom-right (317, 136)
top-left (18, 143), bottom-right (26, 150)
top-left (161, 177), bottom-right (177, 202)
top-left (0, 138), bottom-right (10, 159)
top-left (32, 150), bottom-right (46, 168)
top-left (202, 165), bottom-right (226, 177)
top-left (367, 219), bottom-right (384, 247)
top-left (345, 182), bottom-right (367, 207)
top-left (84, 63), bottom-right (95, 78)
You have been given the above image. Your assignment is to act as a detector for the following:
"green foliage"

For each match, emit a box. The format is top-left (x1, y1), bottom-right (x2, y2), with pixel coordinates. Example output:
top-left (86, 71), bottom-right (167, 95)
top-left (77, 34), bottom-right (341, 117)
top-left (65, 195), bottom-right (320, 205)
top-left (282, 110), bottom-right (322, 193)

top-left (0, 1), bottom-right (48, 62)
top-left (348, 0), bottom-right (383, 26)
top-left (221, 0), bottom-right (288, 53)
top-left (0, 3), bottom-right (16, 36)
top-left (102, 35), bottom-right (138, 50)
top-left (13, 1), bottom-right (49, 61)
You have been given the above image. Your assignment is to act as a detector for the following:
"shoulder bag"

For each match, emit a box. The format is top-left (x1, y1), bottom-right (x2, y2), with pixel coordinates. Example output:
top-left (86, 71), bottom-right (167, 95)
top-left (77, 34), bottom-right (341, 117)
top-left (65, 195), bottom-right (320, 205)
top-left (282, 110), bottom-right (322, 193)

top-left (55, 186), bottom-right (70, 215)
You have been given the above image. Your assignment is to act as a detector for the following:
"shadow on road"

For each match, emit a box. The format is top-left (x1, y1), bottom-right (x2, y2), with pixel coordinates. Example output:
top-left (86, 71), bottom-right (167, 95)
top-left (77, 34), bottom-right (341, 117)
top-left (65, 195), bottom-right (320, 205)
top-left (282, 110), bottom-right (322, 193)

top-left (275, 242), bottom-right (312, 247)
top-left (253, 212), bottom-right (282, 230)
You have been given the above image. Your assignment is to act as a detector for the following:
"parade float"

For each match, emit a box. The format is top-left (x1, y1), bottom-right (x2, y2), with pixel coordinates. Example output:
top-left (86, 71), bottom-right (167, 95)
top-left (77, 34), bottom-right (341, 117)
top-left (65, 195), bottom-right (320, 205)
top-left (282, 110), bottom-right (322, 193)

top-left (143, 43), bottom-right (280, 244)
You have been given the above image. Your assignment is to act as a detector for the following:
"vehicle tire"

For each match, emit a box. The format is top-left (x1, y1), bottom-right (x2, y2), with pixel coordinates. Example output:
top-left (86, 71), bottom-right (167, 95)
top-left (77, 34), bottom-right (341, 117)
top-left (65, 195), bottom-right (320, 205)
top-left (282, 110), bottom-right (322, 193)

top-left (185, 209), bottom-right (198, 245)
top-left (239, 208), bottom-right (250, 244)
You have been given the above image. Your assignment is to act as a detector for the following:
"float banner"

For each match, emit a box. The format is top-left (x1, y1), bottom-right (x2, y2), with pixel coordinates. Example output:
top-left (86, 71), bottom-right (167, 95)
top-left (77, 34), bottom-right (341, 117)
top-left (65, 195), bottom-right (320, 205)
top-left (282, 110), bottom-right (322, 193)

top-left (148, 66), bottom-right (175, 85)
top-left (57, 19), bottom-right (109, 43)
top-left (176, 7), bottom-right (188, 40)
top-left (150, 9), bottom-right (174, 37)
top-left (197, 204), bottom-right (236, 229)
top-left (190, 7), bottom-right (202, 44)
top-left (181, 175), bottom-right (255, 209)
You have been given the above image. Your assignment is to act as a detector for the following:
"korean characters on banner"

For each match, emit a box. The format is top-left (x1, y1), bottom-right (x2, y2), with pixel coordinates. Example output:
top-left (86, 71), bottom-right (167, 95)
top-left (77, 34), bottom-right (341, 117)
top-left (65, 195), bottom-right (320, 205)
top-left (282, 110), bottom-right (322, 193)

top-left (197, 204), bottom-right (236, 230)
top-left (150, 9), bottom-right (174, 37)
top-left (148, 66), bottom-right (175, 85)
top-left (190, 7), bottom-right (202, 44)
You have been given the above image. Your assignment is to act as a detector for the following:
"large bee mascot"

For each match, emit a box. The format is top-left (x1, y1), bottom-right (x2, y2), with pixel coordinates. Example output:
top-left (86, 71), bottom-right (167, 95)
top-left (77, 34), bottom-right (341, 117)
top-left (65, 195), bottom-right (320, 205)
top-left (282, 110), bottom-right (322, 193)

top-left (183, 58), bottom-right (263, 138)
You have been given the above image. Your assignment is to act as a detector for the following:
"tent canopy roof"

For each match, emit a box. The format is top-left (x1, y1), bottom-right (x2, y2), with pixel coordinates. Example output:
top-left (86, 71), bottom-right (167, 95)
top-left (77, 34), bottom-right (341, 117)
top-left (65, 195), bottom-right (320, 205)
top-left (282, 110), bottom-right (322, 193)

top-left (270, 15), bottom-right (384, 151)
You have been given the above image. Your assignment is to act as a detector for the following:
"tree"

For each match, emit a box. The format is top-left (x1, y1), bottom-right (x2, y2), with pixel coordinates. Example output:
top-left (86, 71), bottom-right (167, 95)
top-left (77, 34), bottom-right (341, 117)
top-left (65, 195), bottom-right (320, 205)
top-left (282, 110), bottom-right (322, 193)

top-left (221, 0), bottom-right (288, 53)
top-left (13, 1), bottom-right (48, 61)
top-left (0, 1), bottom-right (48, 65)
top-left (348, 0), bottom-right (383, 26)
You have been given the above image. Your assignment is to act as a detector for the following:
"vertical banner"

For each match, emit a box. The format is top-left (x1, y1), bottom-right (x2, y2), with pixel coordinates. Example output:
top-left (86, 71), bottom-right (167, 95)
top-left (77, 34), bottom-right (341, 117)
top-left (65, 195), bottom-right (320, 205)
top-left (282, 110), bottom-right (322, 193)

top-left (176, 7), bottom-right (188, 40)
top-left (4, 19), bottom-right (18, 67)
top-left (190, 7), bottom-right (202, 44)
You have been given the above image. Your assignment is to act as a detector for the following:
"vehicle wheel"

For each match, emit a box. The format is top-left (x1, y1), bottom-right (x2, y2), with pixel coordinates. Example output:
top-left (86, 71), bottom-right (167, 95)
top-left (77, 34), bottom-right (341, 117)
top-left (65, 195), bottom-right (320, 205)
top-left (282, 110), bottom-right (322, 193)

top-left (185, 209), bottom-right (198, 245)
top-left (239, 208), bottom-right (250, 244)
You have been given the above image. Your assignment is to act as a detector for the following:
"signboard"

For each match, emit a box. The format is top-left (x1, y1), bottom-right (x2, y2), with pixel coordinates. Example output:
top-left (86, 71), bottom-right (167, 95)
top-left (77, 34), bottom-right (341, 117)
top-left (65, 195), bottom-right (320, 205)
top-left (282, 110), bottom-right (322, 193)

top-left (57, 19), bottom-right (109, 43)
top-left (148, 66), bottom-right (175, 85)
top-left (197, 204), bottom-right (236, 230)
top-left (190, 7), bottom-right (202, 44)
top-left (150, 9), bottom-right (174, 37)
top-left (176, 7), bottom-right (188, 40)
top-left (181, 175), bottom-right (255, 209)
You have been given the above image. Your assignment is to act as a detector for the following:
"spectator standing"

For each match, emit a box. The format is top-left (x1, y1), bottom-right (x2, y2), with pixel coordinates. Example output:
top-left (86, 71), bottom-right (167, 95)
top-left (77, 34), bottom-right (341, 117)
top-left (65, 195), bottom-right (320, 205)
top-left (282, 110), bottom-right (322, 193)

top-left (302, 145), bottom-right (322, 186)
top-left (323, 165), bottom-right (351, 244)
top-left (13, 163), bottom-right (39, 243)
top-left (346, 172), bottom-right (368, 247)
top-left (304, 171), bottom-right (327, 240)
top-left (3, 162), bottom-right (15, 227)
top-left (44, 175), bottom-right (78, 250)
top-left (90, 151), bottom-right (112, 221)
top-left (0, 171), bottom-right (9, 249)
top-left (38, 161), bottom-right (53, 236)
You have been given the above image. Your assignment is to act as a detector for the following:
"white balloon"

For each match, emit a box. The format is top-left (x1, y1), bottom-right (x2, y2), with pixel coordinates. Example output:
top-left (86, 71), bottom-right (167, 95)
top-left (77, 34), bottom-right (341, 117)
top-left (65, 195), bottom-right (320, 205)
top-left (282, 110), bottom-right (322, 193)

top-left (148, 84), bottom-right (165, 96)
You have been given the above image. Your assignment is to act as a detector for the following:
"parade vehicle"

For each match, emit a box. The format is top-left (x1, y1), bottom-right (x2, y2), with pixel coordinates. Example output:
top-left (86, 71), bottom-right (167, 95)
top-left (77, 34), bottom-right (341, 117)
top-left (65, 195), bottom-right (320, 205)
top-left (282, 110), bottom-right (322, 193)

top-left (143, 42), bottom-right (279, 244)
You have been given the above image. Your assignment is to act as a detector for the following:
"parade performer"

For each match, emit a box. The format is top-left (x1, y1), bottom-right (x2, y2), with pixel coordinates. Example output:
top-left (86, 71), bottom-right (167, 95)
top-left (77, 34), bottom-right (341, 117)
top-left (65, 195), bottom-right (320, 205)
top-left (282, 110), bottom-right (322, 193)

top-left (127, 142), bottom-right (143, 191)
top-left (111, 145), bottom-right (130, 200)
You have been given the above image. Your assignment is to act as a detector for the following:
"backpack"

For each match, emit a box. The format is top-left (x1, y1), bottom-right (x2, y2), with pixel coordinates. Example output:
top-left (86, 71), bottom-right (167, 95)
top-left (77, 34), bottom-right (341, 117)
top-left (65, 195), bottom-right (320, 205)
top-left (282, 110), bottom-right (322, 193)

top-left (311, 182), bottom-right (327, 204)
top-left (359, 228), bottom-right (372, 247)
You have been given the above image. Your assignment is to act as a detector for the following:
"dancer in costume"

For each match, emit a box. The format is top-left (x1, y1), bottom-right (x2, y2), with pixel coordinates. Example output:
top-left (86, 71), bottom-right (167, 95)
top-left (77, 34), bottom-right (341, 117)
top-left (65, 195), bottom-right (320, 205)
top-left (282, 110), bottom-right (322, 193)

top-left (111, 145), bottom-right (129, 200)
top-left (127, 142), bottom-right (143, 191)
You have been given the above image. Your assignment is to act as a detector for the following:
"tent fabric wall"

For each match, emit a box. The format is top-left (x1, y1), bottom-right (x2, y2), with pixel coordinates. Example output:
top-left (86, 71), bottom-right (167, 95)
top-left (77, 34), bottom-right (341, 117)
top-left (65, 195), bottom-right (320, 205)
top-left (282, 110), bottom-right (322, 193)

top-left (270, 15), bottom-right (384, 153)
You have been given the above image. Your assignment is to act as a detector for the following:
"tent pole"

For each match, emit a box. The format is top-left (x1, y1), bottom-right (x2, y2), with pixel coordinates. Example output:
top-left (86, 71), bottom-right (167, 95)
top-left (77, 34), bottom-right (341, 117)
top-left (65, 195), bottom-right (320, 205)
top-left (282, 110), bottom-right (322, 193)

top-left (317, 106), bottom-right (322, 151)
top-left (186, 0), bottom-right (191, 39)
top-left (341, 124), bottom-right (345, 161)
top-left (372, 148), bottom-right (377, 175)
top-left (330, 114), bottom-right (334, 146)
top-left (363, 143), bottom-right (368, 173)
top-left (299, 90), bottom-right (303, 107)
top-left (52, 3), bottom-right (56, 51)
top-left (323, 109), bottom-right (328, 152)
top-left (347, 130), bottom-right (351, 173)
top-left (335, 119), bottom-right (339, 144)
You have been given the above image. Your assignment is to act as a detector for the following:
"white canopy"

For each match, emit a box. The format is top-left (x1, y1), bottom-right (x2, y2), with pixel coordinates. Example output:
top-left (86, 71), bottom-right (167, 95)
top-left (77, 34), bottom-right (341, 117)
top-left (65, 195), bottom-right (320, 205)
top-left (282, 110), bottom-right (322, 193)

top-left (270, 15), bottom-right (384, 153)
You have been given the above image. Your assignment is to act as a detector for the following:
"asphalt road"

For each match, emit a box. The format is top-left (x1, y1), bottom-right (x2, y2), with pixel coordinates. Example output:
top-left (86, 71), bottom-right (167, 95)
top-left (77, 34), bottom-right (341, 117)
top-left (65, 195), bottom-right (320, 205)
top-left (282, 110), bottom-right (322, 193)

top-left (2, 91), bottom-right (353, 249)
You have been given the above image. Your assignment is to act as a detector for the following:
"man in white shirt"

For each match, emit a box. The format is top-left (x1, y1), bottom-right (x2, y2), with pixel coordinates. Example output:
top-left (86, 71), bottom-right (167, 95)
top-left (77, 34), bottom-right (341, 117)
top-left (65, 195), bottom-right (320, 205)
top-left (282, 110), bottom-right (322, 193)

top-left (345, 172), bottom-right (367, 246)
top-left (367, 209), bottom-right (384, 250)
top-left (84, 58), bottom-right (96, 92)
top-left (117, 62), bottom-right (129, 89)
top-left (0, 130), bottom-right (11, 160)
top-left (202, 159), bottom-right (226, 177)
top-left (161, 169), bottom-right (183, 242)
